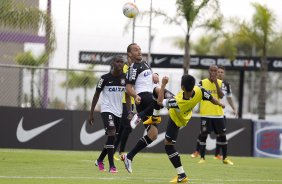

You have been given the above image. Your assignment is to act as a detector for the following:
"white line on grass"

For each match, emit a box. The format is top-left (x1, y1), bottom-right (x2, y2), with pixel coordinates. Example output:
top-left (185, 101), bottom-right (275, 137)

top-left (1, 176), bottom-right (282, 183)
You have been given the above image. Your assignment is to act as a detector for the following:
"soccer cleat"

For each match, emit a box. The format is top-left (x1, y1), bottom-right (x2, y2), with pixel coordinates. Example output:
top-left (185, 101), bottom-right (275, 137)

top-left (121, 154), bottom-right (132, 173)
top-left (143, 115), bottom-right (161, 125)
top-left (130, 114), bottom-right (142, 129)
top-left (152, 115), bottom-right (161, 124)
top-left (190, 151), bottom-right (199, 158)
top-left (214, 154), bottom-right (222, 160)
top-left (223, 158), bottom-right (234, 165)
top-left (114, 154), bottom-right (120, 161)
top-left (109, 167), bottom-right (118, 173)
top-left (143, 116), bottom-right (153, 125)
top-left (169, 175), bottom-right (188, 183)
top-left (95, 160), bottom-right (106, 171)
top-left (198, 158), bottom-right (206, 164)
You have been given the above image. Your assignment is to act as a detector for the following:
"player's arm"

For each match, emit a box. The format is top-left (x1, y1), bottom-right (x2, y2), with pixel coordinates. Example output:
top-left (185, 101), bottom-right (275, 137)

top-left (125, 91), bottom-right (133, 116)
top-left (126, 84), bottom-right (141, 105)
top-left (225, 82), bottom-right (238, 117)
top-left (201, 87), bottom-right (225, 108)
top-left (88, 77), bottom-right (104, 125)
top-left (214, 79), bottom-right (224, 99)
top-left (126, 65), bottom-right (141, 104)
top-left (157, 76), bottom-right (178, 108)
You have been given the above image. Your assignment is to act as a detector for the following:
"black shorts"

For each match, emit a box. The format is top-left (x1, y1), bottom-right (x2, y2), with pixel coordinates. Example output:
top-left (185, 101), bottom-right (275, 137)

top-left (135, 92), bottom-right (154, 121)
top-left (165, 117), bottom-right (180, 144)
top-left (200, 117), bottom-right (226, 135)
top-left (119, 103), bottom-right (134, 130)
top-left (101, 112), bottom-right (121, 134)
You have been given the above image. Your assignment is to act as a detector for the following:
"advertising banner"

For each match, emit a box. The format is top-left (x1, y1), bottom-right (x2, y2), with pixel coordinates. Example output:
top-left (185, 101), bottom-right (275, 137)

top-left (253, 120), bottom-right (282, 158)
top-left (0, 106), bottom-right (253, 156)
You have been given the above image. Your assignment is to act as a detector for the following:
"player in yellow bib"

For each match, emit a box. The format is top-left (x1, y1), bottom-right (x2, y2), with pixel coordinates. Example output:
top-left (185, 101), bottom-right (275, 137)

top-left (197, 64), bottom-right (234, 165)
top-left (157, 74), bottom-right (224, 183)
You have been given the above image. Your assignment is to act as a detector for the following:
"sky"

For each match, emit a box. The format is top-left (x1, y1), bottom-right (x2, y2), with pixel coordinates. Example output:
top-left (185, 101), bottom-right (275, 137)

top-left (32, 0), bottom-right (282, 70)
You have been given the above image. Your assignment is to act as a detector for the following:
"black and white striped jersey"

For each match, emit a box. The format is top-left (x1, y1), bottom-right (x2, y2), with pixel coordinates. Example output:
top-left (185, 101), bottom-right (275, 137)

top-left (126, 60), bottom-right (153, 94)
top-left (96, 72), bottom-right (126, 117)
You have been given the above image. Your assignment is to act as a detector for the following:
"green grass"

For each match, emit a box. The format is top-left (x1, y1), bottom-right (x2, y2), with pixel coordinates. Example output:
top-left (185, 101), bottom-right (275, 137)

top-left (0, 149), bottom-right (282, 184)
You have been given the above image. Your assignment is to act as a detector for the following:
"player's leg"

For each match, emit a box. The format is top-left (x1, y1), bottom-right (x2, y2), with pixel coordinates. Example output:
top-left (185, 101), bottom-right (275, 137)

top-left (165, 117), bottom-right (188, 183)
top-left (191, 133), bottom-right (200, 158)
top-left (122, 93), bottom-right (155, 173)
top-left (118, 103), bottom-right (133, 156)
top-left (95, 112), bottom-right (114, 171)
top-left (214, 134), bottom-right (222, 160)
top-left (214, 118), bottom-right (233, 165)
top-left (198, 117), bottom-right (211, 163)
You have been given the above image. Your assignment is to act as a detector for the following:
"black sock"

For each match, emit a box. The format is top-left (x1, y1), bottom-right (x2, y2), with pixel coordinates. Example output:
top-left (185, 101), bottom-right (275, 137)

top-left (119, 131), bottom-right (130, 153)
top-left (98, 147), bottom-right (107, 162)
top-left (196, 134), bottom-right (201, 152)
top-left (127, 135), bottom-right (152, 160)
top-left (215, 136), bottom-right (221, 156)
top-left (106, 136), bottom-right (115, 168)
top-left (165, 145), bottom-right (182, 168)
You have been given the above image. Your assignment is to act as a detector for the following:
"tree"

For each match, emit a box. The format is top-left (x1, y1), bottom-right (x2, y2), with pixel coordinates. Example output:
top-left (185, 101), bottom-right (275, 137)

top-left (61, 67), bottom-right (97, 110)
top-left (15, 51), bottom-right (48, 107)
top-left (232, 3), bottom-right (276, 119)
top-left (147, 0), bottom-right (221, 74)
top-left (0, 0), bottom-right (55, 107)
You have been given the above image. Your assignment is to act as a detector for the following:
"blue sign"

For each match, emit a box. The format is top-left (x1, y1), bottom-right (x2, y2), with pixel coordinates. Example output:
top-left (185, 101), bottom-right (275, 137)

top-left (254, 120), bottom-right (282, 158)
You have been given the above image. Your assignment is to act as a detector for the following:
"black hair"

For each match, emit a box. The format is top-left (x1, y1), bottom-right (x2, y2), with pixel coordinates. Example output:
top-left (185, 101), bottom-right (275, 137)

top-left (218, 65), bottom-right (225, 70)
top-left (112, 55), bottom-right (124, 63)
top-left (110, 55), bottom-right (124, 70)
top-left (181, 74), bottom-right (195, 92)
top-left (127, 43), bottom-right (137, 53)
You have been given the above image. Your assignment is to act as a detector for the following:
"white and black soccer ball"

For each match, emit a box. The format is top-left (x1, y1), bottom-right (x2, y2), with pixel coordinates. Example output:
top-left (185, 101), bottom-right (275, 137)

top-left (122, 2), bottom-right (139, 18)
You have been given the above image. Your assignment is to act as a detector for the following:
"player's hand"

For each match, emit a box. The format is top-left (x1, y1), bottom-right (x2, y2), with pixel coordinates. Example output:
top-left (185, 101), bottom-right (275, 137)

top-left (220, 103), bottom-right (225, 109)
top-left (233, 109), bottom-right (238, 118)
top-left (162, 76), bottom-right (169, 85)
top-left (135, 95), bottom-right (141, 105)
top-left (88, 116), bottom-right (94, 125)
top-left (211, 75), bottom-right (217, 83)
top-left (127, 111), bottom-right (134, 120)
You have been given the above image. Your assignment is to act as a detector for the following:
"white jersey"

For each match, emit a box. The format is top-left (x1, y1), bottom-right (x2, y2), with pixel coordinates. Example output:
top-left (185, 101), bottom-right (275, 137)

top-left (96, 72), bottom-right (126, 117)
top-left (221, 80), bottom-right (233, 115)
top-left (126, 60), bottom-right (153, 94)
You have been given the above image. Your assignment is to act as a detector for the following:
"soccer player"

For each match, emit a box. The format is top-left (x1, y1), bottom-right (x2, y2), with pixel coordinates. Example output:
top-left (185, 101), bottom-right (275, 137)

top-left (88, 55), bottom-right (131, 173)
top-left (196, 64), bottom-right (234, 165)
top-left (157, 75), bottom-right (225, 183)
top-left (191, 65), bottom-right (238, 161)
top-left (113, 56), bottom-right (135, 160)
top-left (213, 65), bottom-right (238, 159)
top-left (121, 43), bottom-right (160, 173)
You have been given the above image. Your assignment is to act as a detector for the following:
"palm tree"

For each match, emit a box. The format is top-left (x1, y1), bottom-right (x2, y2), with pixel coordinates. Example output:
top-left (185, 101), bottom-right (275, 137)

top-left (15, 51), bottom-right (48, 107)
top-left (145, 0), bottom-right (221, 74)
top-left (232, 3), bottom-right (276, 119)
top-left (61, 67), bottom-right (97, 110)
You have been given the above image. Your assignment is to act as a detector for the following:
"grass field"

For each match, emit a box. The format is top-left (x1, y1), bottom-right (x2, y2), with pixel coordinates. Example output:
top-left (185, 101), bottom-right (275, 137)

top-left (1, 149), bottom-right (282, 184)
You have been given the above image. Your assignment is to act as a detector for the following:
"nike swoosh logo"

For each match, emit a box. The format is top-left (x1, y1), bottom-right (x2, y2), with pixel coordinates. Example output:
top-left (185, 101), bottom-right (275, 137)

top-left (80, 121), bottom-right (105, 145)
top-left (16, 117), bottom-right (63, 143)
top-left (154, 57), bottom-right (167, 65)
top-left (206, 128), bottom-right (245, 150)
top-left (101, 56), bottom-right (113, 63)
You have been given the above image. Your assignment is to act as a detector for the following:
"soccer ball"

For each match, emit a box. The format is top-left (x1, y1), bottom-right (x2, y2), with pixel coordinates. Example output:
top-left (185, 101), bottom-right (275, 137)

top-left (122, 2), bottom-right (139, 18)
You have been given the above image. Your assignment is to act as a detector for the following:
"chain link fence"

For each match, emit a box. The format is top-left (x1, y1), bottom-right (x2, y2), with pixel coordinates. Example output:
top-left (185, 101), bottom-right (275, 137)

top-left (0, 64), bottom-right (108, 110)
top-left (1, 0), bottom-right (282, 117)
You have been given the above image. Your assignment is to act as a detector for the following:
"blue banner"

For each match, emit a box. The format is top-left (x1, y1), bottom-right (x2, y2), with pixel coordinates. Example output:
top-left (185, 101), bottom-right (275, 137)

top-left (254, 120), bottom-right (282, 158)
